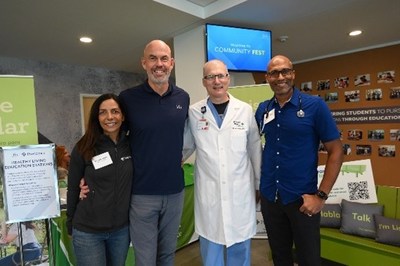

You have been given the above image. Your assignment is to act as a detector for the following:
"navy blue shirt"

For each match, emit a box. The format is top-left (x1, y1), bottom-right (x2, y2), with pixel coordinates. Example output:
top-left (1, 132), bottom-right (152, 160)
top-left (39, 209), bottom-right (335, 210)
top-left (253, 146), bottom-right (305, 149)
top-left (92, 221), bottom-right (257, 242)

top-left (255, 88), bottom-right (340, 204)
top-left (119, 81), bottom-right (189, 195)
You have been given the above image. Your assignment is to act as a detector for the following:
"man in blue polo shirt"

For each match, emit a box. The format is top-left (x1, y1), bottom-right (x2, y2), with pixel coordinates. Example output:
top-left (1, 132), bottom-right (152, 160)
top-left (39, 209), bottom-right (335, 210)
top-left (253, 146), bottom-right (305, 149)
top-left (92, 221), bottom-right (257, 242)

top-left (255, 55), bottom-right (343, 266)
top-left (119, 40), bottom-right (189, 266)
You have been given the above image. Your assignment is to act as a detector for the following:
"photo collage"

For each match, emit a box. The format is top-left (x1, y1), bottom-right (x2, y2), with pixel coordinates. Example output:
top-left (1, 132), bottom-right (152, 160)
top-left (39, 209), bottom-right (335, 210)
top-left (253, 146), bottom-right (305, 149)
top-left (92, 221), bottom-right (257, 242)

top-left (301, 70), bottom-right (399, 159)
top-left (300, 70), bottom-right (399, 103)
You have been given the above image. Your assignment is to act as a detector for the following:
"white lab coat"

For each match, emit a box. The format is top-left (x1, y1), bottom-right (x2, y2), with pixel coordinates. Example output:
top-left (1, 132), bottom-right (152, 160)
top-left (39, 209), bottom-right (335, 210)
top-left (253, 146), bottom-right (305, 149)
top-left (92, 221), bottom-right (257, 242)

top-left (183, 94), bottom-right (262, 247)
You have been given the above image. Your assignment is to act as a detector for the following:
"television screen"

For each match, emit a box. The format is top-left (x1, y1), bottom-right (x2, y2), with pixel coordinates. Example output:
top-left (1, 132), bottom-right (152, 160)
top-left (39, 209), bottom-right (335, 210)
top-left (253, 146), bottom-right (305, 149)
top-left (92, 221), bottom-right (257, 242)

top-left (205, 23), bottom-right (272, 72)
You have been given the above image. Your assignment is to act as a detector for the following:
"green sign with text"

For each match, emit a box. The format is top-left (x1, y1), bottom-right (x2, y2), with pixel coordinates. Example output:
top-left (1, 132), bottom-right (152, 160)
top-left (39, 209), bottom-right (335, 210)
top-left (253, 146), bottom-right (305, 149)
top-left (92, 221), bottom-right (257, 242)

top-left (0, 76), bottom-right (38, 146)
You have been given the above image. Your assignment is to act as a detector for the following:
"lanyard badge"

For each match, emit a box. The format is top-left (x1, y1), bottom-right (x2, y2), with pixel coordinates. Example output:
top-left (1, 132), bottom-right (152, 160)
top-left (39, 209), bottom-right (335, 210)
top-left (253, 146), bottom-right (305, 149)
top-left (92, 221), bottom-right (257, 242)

top-left (198, 105), bottom-right (209, 130)
top-left (260, 108), bottom-right (275, 135)
top-left (197, 119), bottom-right (209, 130)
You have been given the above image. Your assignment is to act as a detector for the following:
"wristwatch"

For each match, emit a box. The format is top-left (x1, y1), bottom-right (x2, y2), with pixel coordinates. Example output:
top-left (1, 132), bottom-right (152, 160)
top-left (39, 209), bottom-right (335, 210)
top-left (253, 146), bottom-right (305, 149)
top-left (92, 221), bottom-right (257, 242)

top-left (316, 190), bottom-right (329, 200)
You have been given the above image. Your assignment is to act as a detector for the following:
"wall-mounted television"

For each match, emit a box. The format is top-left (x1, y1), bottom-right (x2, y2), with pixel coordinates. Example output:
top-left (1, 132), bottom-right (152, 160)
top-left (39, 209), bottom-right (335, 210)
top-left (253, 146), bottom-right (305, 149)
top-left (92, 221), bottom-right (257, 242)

top-left (205, 23), bottom-right (272, 73)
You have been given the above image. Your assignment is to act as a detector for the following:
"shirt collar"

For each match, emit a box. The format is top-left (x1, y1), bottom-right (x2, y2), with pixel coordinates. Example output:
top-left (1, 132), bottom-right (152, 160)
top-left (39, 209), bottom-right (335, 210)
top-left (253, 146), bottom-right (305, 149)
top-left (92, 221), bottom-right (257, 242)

top-left (144, 80), bottom-right (172, 96)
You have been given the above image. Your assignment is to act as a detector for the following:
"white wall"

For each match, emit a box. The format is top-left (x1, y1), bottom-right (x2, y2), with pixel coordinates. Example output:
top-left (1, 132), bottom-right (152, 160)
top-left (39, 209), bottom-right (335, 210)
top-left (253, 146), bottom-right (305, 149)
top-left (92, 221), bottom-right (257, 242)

top-left (173, 25), bottom-right (207, 105)
top-left (230, 72), bottom-right (256, 86)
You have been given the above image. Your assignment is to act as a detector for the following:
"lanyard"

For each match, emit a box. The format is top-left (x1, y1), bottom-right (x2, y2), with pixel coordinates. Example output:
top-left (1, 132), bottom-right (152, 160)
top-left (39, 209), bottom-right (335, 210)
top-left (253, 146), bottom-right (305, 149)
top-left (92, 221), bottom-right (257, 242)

top-left (259, 95), bottom-right (304, 135)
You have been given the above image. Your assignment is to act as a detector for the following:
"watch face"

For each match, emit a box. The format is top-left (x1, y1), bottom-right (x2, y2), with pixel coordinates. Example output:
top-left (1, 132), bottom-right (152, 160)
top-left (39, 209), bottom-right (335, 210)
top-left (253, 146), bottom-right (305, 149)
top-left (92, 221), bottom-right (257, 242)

top-left (317, 190), bottom-right (328, 200)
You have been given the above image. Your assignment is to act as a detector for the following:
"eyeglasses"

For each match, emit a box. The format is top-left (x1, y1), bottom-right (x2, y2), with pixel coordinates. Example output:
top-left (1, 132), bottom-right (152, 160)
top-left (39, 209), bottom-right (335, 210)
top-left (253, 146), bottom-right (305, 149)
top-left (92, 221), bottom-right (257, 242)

top-left (266, 68), bottom-right (293, 78)
top-left (203, 73), bottom-right (229, 81)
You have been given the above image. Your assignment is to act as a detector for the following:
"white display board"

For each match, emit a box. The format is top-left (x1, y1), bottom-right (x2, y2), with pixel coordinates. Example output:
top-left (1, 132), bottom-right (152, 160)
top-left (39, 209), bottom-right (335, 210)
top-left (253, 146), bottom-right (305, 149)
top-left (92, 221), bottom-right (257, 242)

top-left (0, 144), bottom-right (60, 223)
top-left (318, 159), bottom-right (377, 204)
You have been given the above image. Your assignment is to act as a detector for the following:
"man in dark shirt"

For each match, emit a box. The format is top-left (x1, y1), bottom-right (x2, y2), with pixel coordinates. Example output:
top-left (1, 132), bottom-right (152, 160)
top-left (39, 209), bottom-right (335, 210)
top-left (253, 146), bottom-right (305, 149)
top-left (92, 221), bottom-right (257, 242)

top-left (119, 40), bottom-right (189, 266)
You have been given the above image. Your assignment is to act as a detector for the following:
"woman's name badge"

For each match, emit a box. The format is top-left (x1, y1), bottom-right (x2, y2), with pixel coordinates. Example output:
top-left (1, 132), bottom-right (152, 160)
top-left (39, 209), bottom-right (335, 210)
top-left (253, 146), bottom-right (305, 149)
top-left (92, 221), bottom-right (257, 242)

top-left (197, 119), bottom-right (209, 130)
top-left (92, 152), bottom-right (113, 170)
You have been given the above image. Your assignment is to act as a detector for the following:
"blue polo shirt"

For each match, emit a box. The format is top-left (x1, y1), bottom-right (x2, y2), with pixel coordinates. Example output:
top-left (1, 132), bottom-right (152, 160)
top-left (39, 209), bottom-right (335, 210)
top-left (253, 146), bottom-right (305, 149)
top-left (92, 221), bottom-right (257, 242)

top-left (255, 88), bottom-right (340, 204)
top-left (119, 81), bottom-right (189, 195)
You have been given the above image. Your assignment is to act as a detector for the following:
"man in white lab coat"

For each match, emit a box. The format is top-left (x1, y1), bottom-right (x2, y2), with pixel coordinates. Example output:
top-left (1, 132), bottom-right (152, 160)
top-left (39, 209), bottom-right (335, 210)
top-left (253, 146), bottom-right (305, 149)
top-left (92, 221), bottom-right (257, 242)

top-left (183, 59), bottom-right (262, 265)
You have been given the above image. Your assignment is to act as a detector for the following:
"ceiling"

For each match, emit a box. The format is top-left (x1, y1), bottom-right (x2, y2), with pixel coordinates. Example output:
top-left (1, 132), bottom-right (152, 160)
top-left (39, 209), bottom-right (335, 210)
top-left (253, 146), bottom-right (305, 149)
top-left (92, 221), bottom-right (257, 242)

top-left (1, 0), bottom-right (399, 74)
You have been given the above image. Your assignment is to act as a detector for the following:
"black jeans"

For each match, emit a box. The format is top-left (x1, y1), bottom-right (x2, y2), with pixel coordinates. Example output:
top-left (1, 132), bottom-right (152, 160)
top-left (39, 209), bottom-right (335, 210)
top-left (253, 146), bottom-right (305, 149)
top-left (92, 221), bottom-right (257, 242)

top-left (261, 194), bottom-right (321, 266)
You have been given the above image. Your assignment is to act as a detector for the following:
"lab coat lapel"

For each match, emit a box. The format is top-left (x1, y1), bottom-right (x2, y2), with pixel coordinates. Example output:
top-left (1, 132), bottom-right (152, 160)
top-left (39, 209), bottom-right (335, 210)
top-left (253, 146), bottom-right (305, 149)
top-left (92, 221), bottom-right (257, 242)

top-left (219, 93), bottom-right (237, 130)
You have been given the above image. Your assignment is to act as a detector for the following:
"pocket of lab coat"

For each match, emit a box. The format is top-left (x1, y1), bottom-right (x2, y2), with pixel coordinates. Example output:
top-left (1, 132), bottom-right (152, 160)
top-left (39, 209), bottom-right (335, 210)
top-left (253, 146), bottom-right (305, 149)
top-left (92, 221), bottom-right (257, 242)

top-left (231, 131), bottom-right (247, 152)
top-left (233, 179), bottom-right (251, 206)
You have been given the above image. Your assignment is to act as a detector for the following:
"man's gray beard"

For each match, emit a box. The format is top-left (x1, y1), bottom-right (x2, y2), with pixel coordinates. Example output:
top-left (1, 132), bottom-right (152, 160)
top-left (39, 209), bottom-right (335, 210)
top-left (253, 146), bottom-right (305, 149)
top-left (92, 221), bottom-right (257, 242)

top-left (149, 73), bottom-right (170, 86)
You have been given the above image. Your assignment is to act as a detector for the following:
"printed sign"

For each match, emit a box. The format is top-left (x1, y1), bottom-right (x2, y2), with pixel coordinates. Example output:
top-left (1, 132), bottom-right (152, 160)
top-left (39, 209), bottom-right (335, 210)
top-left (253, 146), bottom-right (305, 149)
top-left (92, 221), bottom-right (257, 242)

top-left (1, 144), bottom-right (60, 222)
top-left (0, 75), bottom-right (38, 146)
top-left (318, 159), bottom-right (377, 204)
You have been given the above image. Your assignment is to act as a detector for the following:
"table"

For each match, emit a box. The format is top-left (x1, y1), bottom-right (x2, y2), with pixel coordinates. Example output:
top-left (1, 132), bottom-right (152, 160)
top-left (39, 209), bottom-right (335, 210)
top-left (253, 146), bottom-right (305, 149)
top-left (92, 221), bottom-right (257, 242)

top-left (49, 164), bottom-right (195, 266)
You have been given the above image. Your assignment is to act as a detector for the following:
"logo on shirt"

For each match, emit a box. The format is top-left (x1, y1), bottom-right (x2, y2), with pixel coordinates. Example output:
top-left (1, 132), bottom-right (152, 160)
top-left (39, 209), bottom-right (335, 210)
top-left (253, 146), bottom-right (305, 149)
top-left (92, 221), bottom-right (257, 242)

top-left (121, 156), bottom-right (132, 161)
top-left (176, 104), bottom-right (182, 109)
top-left (232, 120), bottom-right (245, 130)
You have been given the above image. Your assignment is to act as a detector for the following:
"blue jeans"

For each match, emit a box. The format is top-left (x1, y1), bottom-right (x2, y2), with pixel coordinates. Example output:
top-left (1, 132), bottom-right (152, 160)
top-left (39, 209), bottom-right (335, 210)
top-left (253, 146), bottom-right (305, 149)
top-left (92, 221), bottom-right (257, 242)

top-left (0, 242), bottom-right (41, 266)
top-left (72, 226), bottom-right (130, 266)
top-left (129, 190), bottom-right (184, 266)
top-left (199, 236), bottom-right (251, 266)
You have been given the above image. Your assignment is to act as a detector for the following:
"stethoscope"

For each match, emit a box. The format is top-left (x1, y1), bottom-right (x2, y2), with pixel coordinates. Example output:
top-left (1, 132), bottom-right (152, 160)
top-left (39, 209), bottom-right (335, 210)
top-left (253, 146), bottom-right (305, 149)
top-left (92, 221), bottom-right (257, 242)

top-left (259, 94), bottom-right (304, 135)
